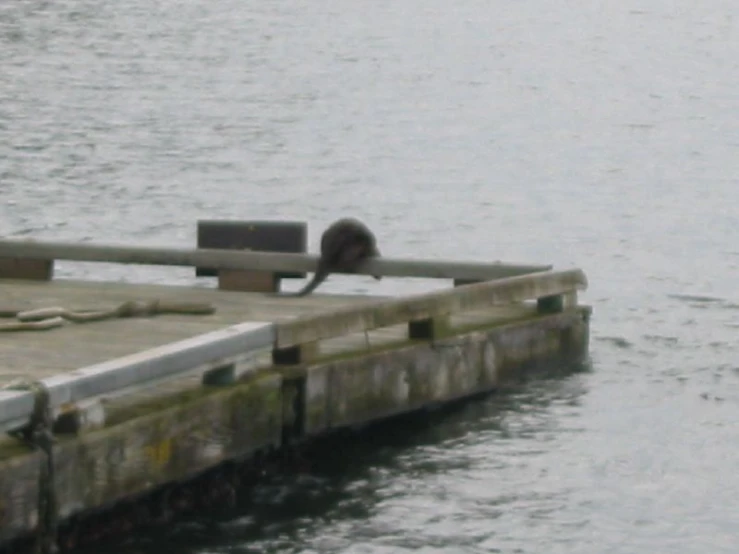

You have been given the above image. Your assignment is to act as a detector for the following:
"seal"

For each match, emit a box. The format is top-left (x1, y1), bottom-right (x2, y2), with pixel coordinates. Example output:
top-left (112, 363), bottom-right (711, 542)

top-left (283, 217), bottom-right (381, 297)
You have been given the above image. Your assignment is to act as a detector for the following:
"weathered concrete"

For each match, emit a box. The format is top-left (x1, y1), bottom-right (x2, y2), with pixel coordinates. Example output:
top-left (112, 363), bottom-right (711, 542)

top-left (303, 307), bottom-right (589, 433)
top-left (0, 305), bottom-right (590, 547)
top-left (275, 268), bottom-right (586, 347)
top-left (0, 373), bottom-right (283, 544)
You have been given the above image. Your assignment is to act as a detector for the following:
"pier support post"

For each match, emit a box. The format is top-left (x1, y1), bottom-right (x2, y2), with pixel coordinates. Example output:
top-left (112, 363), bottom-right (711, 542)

top-left (408, 315), bottom-right (450, 341)
top-left (272, 343), bottom-right (319, 366)
top-left (537, 291), bottom-right (577, 314)
top-left (52, 399), bottom-right (106, 435)
top-left (281, 376), bottom-right (306, 443)
top-left (202, 363), bottom-right (237, 385)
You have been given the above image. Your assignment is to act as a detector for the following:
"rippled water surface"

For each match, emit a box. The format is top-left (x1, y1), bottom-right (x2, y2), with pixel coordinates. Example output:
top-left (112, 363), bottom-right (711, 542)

top-left (2, 0), bottom-right (738, 552)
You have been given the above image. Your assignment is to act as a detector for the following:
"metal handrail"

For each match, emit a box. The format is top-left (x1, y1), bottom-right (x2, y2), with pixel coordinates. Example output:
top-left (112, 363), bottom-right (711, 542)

top-left (0, 239), bottom-right (551, 281)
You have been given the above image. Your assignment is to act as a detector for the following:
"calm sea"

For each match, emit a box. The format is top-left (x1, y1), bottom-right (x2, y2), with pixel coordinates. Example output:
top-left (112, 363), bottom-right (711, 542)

top-left (1, 0), bottom-right (738, 552)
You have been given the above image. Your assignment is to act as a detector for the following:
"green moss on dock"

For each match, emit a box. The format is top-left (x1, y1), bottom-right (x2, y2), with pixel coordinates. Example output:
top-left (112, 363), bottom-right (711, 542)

top-left (104, 387), bottom-right (220, 427)
top-left (0, 308), bottom-right (588, 465)
top-left (313, 338), bottom-right (416, 366)
top-left (104, 370), bottom-right (281, 427)
top-left (288, 309), bottom-right (555, 369)
top-left (0, 437), bottom-right (35, 460)
top-left (0, 302), bottom-right (590, 550)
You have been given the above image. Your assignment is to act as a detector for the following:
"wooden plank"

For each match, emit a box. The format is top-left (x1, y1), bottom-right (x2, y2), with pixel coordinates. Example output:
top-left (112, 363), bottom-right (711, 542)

top-left (0, 239), bottom-right (550, 281)
top-left (276, 269), bottom-right (587, 348)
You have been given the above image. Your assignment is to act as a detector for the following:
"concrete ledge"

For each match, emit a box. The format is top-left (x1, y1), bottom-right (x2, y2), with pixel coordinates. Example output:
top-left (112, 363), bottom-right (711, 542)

top-left (0, 322), bottom-right (275, 434)
top-left (276, 269), bottom-right (587, 347)
top-left (0, 373), bottom-right (283, 544)
top-left (0, 307), bottom-right (589, 546)
top-left (303, 307), bottom-right (589, 433)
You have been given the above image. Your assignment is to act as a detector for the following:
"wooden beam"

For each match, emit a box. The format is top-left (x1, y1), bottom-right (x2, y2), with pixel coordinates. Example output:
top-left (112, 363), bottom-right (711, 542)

top-left (0, 239), bottom-right (551, 281)
top-left (275, 269), bottom-right (587, 348)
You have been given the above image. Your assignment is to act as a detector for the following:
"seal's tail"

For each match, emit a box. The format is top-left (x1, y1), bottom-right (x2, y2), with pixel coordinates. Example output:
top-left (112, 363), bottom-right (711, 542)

top-left (282, 262), bottom-right (330, 297)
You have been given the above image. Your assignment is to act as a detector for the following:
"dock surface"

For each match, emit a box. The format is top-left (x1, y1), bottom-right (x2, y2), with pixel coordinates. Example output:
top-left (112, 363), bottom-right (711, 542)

top-left (0, 278), bottom-right (535, 385)
top-left (0, 235), bottom-right (589, 553)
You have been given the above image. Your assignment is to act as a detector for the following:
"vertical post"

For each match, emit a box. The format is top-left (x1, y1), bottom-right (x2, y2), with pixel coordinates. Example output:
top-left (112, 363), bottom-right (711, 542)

top-left (272, 343), bottom-right (319, 366)
top-left (537, 291), bottom-right (577, 314)
top-left (281, 376), bottom-right (306, 444)
top-left (407, 314), bottom-right (450, 341)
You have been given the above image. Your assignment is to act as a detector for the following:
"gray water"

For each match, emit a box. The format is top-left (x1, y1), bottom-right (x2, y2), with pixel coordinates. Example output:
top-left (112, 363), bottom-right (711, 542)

top-left (2, 0), bottom-right (739, 552)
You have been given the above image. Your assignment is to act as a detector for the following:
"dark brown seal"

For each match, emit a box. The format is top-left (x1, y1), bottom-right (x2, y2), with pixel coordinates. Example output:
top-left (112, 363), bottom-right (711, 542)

top-left (284, 217), bottom-right (381, 297)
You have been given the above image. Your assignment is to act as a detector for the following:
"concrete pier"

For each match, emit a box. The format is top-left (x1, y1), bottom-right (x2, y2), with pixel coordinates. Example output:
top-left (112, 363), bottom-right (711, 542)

top-left (0, 232), bottom-right (590, 552)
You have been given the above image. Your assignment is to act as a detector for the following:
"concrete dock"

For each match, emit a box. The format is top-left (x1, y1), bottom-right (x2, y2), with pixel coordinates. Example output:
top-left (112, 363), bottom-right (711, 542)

top-left (0, 229), bottom-right (590, 553)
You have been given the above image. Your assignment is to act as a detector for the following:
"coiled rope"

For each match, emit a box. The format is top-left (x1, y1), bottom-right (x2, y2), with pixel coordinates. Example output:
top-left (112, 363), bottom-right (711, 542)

top-left (0, 299), bottom-right (215, 332)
